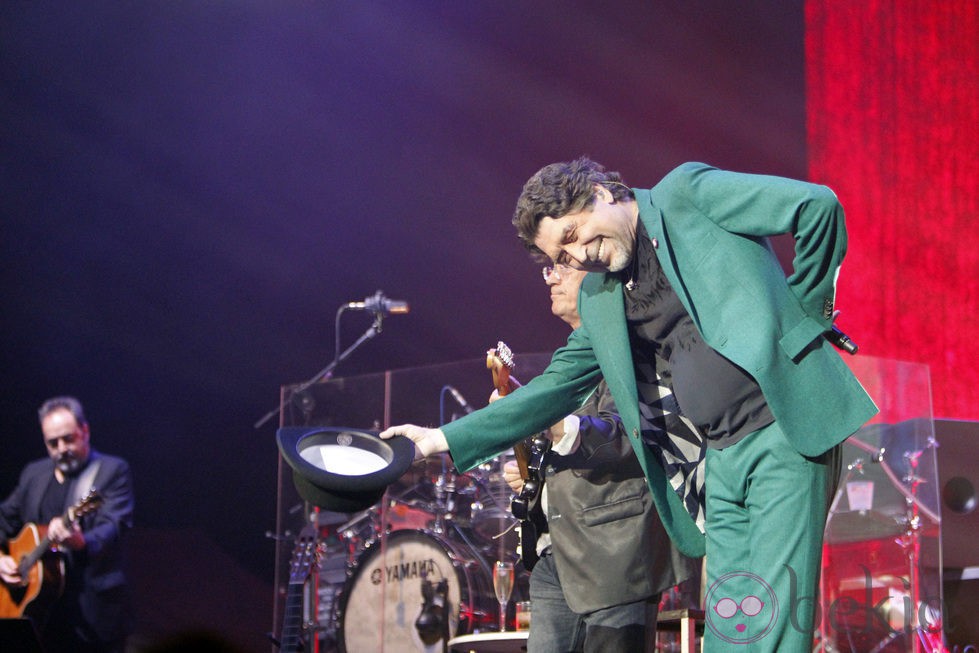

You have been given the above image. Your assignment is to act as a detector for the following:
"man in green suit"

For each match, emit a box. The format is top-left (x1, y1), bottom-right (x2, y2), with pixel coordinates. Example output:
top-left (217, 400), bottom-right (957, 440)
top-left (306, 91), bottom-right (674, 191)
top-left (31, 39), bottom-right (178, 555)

top-left (383, 158), bottom-right (877, 651)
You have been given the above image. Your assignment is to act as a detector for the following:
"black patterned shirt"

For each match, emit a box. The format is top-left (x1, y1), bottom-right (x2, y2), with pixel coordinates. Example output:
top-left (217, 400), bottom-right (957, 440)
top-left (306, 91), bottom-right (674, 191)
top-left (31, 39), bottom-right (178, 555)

top-left (623, 219), bottom-right (773, 449)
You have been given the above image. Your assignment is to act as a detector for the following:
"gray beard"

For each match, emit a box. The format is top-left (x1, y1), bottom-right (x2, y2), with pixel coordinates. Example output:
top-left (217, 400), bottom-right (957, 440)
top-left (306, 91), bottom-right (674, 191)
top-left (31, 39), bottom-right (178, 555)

top-left (56, 456), bottom-right (83, 475)
top-left (607, 249), bottom-right (632, 273)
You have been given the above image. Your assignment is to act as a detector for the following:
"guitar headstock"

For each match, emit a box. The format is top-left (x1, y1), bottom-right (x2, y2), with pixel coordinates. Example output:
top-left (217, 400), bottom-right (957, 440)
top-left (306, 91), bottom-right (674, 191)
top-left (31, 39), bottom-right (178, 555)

top-left (67, 489), bottom-right (104, 523)
top-left (288, 525), bottom-right (320, 585)
top-left (486, 340), bottom-right (514, 396)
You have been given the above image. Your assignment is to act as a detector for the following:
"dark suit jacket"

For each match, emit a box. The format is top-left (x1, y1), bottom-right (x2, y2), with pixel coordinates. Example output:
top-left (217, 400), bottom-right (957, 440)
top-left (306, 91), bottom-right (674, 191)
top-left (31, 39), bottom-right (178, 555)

top-left (542, 381), bottom-right (698, 614)
top-left (442, 163), bottom-right (879, 558)
top-left (0, 450), bottom-right (134, 642)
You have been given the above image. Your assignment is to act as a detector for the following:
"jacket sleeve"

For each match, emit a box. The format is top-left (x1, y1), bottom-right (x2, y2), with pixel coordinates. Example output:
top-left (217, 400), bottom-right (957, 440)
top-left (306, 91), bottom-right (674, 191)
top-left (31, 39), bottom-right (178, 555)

top-left (570, 382), bottom-right (635, 467)
top-left (668, 162), bottom-right (847, 330)
top-left (0, 472), bottom-right (29, 541)
top-left (81, 457), bottom-right (134, 560)
top-left (441, 327), bottom-right (603, 471)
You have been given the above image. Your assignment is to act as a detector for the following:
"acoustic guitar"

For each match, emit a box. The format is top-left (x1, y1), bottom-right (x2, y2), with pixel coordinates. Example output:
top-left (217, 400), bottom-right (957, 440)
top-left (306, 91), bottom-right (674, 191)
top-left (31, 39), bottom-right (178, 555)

top-left (486, 341), bottom-right (549, 570)
top-left (0, 488), bottom-right (103, 619)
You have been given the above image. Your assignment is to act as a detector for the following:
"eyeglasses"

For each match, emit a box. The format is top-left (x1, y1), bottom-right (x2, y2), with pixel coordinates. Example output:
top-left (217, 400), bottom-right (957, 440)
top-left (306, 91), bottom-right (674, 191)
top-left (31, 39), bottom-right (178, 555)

top-left (713, 596), bottom-right (764, 618)
top-left (541, 265), bottom-right (569, 283)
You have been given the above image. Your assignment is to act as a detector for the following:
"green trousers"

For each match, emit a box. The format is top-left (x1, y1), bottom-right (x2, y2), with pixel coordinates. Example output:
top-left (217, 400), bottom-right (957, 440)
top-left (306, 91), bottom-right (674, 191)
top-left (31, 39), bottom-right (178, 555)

top-left (703, 421), bottom-right (840, 651)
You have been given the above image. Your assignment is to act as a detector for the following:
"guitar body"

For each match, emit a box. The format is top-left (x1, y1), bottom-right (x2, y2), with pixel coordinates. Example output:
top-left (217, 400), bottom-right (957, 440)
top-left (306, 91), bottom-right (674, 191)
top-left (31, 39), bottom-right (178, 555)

top-left (509, 434), bottom-right (550, 571)
top-left (0, 523), bottom-right (65, 620)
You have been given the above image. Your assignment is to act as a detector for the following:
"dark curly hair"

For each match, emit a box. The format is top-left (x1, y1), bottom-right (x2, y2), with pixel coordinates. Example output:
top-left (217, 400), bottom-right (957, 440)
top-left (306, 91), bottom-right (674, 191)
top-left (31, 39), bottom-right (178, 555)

top-left (512, 157), bottom-right (634, 257)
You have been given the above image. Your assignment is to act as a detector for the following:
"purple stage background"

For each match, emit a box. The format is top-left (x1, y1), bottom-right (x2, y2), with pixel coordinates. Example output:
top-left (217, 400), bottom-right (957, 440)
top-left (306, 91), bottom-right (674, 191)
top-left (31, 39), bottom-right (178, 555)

top-left (4, 2), bottom-right (815, 649)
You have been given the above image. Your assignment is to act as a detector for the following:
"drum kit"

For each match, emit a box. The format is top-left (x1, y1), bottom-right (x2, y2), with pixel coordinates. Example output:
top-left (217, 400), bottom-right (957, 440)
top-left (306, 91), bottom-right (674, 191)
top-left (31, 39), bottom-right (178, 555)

top-left (270, 349), bottom-right (555, 652)
top-left (310, 452), bottom-right (524, 653)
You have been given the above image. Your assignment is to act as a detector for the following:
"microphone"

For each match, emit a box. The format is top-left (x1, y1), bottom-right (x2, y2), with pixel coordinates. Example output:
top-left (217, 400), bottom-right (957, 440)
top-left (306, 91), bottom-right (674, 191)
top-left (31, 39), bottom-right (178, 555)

top-left (446, 386), bottom-right (474, 414)
top-left (824, 325), bottom-right (858, 355)
top-left (345, 290), bottom-right (410, 315)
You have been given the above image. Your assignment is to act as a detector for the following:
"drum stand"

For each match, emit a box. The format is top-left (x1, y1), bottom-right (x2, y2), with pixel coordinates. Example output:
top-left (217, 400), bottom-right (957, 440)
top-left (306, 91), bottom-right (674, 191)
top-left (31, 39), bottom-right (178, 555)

top-left (816, 457), bottom-right (863, 653)
top-left (893, 446), bottom-right (946, 653)
top-left (338, 507), bottom-right (379, 567)
top-left (818, 438), bottom-right (947, 653)
top-left (429, 463), bottom-right (459, 537)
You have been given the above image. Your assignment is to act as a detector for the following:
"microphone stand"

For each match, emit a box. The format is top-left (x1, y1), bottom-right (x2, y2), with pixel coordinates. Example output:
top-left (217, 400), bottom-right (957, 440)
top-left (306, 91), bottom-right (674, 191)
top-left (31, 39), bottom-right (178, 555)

top-left (254, 310), bottom-right (385, 429)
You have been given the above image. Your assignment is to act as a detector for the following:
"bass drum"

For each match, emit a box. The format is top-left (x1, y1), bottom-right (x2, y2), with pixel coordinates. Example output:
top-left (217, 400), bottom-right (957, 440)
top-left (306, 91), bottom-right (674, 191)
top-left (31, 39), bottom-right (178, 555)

top-left (337, 530), bottom-right (494, 653)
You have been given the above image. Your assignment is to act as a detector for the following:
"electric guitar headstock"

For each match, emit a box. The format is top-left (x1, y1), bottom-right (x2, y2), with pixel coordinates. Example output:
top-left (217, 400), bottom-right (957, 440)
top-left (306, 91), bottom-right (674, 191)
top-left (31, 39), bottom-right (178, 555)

top-left (486, 341), bottom-right (515, 397)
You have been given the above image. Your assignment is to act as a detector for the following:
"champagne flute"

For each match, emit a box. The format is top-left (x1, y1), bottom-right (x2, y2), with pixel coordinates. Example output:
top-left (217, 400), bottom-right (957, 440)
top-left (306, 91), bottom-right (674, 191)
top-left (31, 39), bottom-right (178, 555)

top-left (493, 560), bottom-right (515, 632)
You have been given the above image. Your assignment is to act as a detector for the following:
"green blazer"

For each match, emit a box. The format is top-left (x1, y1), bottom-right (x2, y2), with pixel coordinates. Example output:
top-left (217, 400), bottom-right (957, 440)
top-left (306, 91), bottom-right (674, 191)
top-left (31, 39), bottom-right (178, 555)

top-left (442, 163), bottom-right (878, 557)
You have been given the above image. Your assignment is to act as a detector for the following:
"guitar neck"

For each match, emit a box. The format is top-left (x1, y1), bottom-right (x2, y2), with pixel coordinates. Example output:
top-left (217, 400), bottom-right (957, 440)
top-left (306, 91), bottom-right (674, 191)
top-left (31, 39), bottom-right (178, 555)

top-left (16, 503), bottom-right (78, 576)
top-left (280, 524), bottom-right (317, 652)
top-left (496, 384), bottom-right (537, 478)
top-left (279, 583), bottom-right (305, 653)
top-left (17, 534), bottom-right (52, 578)
top-left (513, 441), bottom-right (531, 479)
top-left (487, 344), bottom-right (529, 477)
top-left (17, 489), bottom-right (94, 578)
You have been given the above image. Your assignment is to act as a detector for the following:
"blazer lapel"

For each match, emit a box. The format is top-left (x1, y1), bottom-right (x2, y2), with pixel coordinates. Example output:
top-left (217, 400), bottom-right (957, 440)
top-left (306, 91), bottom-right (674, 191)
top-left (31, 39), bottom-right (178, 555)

top-left (580, 272), bottom-right (640, 431)
top-left (579, 213), bottom-right (707, 557)
top-left (633, 189), bottom-right (704, 329)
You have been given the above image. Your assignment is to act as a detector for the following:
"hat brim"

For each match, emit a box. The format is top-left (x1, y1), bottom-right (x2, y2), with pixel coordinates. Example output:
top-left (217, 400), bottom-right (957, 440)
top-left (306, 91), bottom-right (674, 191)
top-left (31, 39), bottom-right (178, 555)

top-left (277, 426), bottom-right (415, 511)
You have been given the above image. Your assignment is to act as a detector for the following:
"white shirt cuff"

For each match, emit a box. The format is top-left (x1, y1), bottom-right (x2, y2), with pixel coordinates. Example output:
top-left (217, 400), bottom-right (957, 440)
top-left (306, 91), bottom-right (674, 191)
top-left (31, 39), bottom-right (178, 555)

top-left (550, 414), bottom-right (581, 456)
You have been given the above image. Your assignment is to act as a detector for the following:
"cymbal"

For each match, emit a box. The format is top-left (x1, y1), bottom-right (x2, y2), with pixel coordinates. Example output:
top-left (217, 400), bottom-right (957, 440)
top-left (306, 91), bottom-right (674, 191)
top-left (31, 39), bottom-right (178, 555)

top-left (825, 510), bottom-right (905, 543)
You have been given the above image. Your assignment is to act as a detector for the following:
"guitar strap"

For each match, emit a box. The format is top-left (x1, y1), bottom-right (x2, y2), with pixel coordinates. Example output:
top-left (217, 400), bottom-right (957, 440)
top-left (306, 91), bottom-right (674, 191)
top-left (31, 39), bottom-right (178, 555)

top-left (68, 457), bottom-right (102, 508)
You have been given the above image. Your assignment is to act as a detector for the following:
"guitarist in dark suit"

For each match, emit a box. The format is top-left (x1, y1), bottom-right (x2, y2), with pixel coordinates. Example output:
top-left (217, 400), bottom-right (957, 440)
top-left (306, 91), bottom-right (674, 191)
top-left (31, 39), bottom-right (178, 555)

top-left (501, 264), bottom-right (700, 653)
top-left (0, 396), bottom-right (134, 653)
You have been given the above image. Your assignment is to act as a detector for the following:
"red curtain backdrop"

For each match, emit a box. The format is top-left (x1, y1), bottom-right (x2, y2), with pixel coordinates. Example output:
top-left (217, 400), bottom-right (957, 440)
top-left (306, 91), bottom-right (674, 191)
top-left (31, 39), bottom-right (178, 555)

top-left (806, 0), bottom-right (979, 420)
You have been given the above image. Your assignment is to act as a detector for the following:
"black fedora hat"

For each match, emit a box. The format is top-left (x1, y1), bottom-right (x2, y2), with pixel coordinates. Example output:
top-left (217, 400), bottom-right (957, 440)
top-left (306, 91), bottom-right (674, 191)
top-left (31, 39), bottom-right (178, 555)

top-left (277, 426), bottom-right (415, 511)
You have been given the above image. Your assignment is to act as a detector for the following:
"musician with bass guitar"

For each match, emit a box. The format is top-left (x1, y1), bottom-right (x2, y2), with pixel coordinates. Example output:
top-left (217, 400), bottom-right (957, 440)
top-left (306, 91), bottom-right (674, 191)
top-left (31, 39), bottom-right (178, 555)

top-left (497, 264), bottom-right (699, 653)
top-left (0, 396), bottom-right (134, 653)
